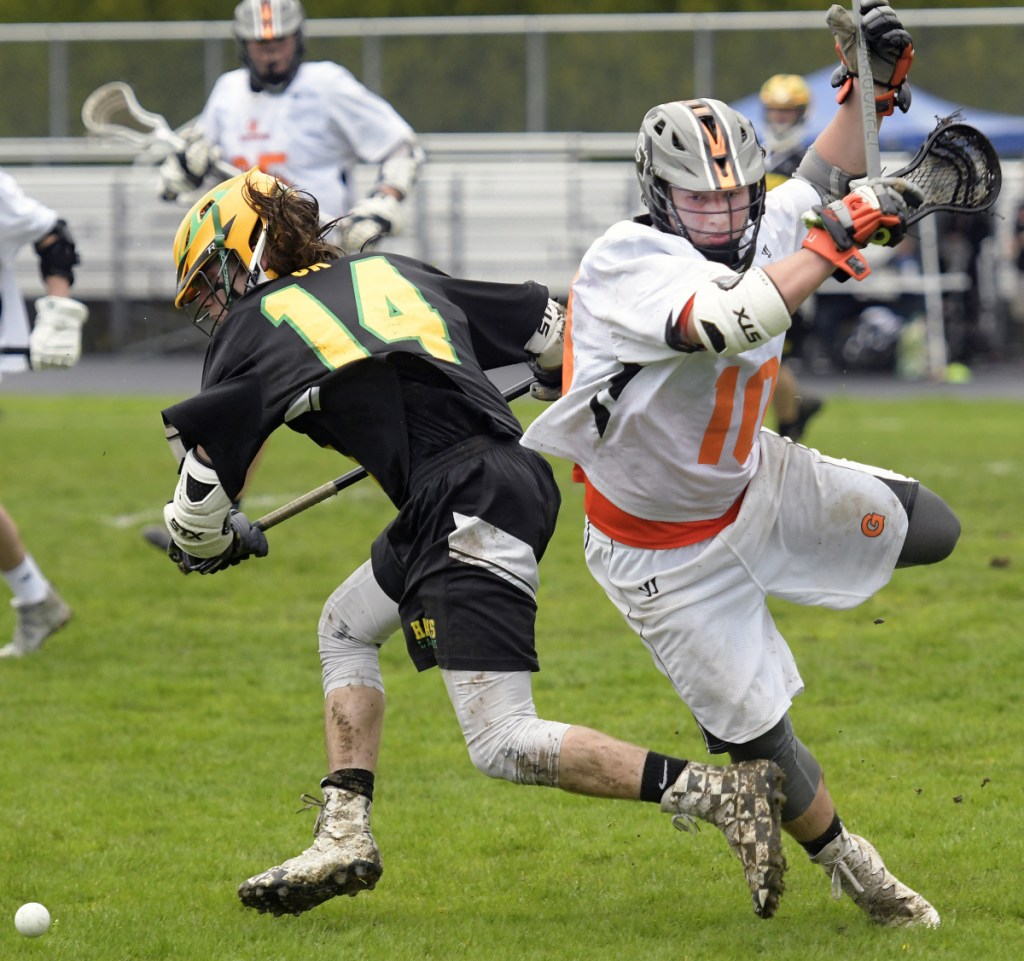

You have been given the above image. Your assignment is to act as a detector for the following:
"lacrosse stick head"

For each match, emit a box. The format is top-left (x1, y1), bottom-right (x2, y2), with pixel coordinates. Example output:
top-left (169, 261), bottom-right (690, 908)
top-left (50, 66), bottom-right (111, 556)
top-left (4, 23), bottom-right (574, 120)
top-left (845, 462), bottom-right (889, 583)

top-left (895, 116), bottom-right (1002, 225)
top-left (81, 81), bottom-right (175, 147)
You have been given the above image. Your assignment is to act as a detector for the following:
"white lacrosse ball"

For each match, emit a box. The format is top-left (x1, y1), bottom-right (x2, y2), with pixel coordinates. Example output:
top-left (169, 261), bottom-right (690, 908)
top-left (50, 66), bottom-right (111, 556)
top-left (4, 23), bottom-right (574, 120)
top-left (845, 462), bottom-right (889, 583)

top-left (14, 902), bottom-right (51, 937)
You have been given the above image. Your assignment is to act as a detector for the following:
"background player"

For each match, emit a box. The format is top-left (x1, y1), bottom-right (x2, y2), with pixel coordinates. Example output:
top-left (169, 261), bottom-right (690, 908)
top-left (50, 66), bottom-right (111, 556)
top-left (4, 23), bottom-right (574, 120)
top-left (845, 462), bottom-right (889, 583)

top-left (0, 167), bottom-right (88, 657)
top-left (759, 72), bottom-right (824, 442)
top-left (159, 0), bottom-right (423, 255)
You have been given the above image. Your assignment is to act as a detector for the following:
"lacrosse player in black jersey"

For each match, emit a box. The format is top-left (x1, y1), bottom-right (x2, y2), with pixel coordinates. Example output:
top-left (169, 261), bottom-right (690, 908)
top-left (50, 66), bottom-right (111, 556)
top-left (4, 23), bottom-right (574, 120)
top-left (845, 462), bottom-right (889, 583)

top-left (155, 168), bottom-right (789, 920)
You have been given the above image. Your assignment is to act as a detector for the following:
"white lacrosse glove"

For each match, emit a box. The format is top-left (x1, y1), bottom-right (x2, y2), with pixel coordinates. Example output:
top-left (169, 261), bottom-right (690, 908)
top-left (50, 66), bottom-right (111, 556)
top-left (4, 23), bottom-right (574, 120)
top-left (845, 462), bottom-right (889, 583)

top-left (30, 296), bottom-right (88, 369)
top-left (159, 129), bottom-right (222, 202)
top-left (337, 193), bottom-right (404, 254)
top-left (524, 298), bottom-right (566, 401)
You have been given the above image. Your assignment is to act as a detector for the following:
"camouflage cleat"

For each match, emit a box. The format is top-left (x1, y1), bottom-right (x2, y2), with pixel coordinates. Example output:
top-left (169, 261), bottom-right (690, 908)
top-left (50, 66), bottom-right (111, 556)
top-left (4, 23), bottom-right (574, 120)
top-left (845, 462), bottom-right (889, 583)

top-left (812, 828), bottom-right (940, 928)
top-left (0, 587), bottom-right (71, 658)
top-left (238, 787), bottom-right (382, 917)
top-left (661, 759), bottom-right (787, 919)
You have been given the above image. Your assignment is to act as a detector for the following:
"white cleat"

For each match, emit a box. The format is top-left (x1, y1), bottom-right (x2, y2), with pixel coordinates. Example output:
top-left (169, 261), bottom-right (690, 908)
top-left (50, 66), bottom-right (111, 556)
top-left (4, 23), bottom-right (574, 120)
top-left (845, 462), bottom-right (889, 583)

top-left (812, 827), bottom-right (940, 928)
top-left (0, 588), bottom-right (71, 658)
top-left (238, 787), bottom-right (382, 917)
top-left (661, 759), bottom-right (788, 919)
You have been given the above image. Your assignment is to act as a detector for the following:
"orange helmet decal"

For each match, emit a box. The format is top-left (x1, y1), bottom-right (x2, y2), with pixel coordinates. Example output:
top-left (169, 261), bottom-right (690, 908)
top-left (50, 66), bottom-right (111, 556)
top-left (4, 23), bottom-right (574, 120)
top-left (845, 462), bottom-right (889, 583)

top-left (686, 100), bottom-right (740, 189)
top-left (259, 0), bottom-right (275, 39)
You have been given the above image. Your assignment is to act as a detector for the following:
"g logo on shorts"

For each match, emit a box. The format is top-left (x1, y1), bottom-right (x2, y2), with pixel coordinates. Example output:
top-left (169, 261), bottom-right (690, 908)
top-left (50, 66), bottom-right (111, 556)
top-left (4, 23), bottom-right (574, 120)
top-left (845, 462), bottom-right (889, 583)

top-left (861, 512), bottom-right (885, 537)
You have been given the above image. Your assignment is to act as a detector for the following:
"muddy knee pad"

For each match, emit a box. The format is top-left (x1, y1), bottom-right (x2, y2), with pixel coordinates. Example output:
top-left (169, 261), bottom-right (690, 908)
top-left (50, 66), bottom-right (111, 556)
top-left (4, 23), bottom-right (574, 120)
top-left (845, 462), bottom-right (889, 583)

top-left (319, 559), bottom-right (401, 696)
top-left (724, 715), bottom-right (822, 821)
top-left (441, 669), bottom-right (570, 785)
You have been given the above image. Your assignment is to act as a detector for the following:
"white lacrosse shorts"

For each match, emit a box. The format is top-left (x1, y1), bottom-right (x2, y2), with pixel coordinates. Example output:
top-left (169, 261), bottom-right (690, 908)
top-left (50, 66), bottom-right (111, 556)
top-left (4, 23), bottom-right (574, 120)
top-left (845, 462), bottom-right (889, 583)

top-left (584, 430), bottom-right (911, 745)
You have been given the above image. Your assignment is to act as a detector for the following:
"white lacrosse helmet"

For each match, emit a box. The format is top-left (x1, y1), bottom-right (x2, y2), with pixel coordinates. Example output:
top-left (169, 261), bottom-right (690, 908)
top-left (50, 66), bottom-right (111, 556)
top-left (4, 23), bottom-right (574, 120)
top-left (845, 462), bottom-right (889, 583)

top-left (635, 99), bottom-right (767, 271)
top-left (233, 0), bottom-right (306, 93)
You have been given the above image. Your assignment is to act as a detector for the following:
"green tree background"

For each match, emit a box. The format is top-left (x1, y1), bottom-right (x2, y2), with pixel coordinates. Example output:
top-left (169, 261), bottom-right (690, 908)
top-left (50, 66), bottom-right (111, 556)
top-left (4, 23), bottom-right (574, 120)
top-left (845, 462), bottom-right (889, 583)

top-left (0, 2), bottom-right (1020, 137)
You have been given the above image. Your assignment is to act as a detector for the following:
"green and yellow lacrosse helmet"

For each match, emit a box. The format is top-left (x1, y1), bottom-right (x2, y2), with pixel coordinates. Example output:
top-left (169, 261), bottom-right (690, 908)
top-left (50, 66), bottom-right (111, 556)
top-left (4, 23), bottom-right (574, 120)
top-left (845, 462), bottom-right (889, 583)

top-left (172, 166), bottom-right (282, 334)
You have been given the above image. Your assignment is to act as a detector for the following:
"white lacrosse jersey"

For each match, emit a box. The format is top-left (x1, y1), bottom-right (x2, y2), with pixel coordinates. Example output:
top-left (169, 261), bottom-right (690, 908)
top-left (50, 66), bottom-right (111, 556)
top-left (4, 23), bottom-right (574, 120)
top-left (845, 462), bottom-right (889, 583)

top-left (522, 177), bottom-right (819, 527)
top-left (198, 61), bottom-right (415, 221)
top-left (0, 168), bottom-right (59, 374)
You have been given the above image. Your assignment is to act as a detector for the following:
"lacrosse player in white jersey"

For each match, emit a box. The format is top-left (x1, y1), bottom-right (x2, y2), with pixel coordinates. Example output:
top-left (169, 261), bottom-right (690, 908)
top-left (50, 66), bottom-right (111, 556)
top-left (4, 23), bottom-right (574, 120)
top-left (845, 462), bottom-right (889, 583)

top-left (0, 167), bottom-right (88, 657)
top-left (523, 1), bottom-right (956, 928)
top-left (159, 0), bottom-right (422, 254)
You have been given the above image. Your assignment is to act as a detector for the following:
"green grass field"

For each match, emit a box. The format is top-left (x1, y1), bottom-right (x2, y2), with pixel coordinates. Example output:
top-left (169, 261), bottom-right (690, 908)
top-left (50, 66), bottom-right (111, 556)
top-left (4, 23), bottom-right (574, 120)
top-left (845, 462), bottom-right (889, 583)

top-left (1, 389), bottom-right (1022, 960)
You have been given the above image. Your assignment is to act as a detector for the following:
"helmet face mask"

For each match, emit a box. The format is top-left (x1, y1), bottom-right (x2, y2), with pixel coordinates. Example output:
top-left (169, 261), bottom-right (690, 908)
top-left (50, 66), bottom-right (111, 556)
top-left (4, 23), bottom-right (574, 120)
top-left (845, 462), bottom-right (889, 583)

top-left (173, 167), bottom-right (281, 335)
top-left (179, 250), bottom-right (246, 336)
top-left (636, 99), bottom-right (767, 271)
top-left (233, 0), bottom-right (306, 92)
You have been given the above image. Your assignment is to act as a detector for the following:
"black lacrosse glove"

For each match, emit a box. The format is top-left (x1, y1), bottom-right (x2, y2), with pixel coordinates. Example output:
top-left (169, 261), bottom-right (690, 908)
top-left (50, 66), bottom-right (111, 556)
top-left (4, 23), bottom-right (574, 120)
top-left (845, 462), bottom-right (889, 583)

top-left (827, 1), bottom-right (914, 115)
top-left (169, 509), bottom-right (268, 576)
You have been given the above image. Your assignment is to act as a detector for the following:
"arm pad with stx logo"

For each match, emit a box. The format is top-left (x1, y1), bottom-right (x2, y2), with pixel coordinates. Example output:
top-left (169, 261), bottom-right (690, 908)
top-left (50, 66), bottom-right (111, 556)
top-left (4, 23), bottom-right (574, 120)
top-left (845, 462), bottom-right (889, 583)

top-left (163, 449), bottom-right (234, 558)
top-left (665, 268), bottom-right (792, 357)
top-left (524, 298), bottom-right (567, 401)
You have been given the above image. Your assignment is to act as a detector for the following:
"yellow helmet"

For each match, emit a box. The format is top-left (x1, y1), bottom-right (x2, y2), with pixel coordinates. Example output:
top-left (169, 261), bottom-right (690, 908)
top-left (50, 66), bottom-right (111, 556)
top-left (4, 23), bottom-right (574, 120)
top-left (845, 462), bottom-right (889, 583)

top-left (172, 166), bottom-right (282, 333)
top-left (759, 74), bottom-right (811, 111)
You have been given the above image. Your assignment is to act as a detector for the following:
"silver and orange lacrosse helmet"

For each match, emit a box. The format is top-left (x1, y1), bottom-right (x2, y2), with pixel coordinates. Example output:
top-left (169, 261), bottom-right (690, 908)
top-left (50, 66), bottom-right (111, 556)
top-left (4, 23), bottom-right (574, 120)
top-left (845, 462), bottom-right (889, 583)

top-left (635, 99), bottom-right (767, 271)
top-left (233, 0), bottom-right (306, 92)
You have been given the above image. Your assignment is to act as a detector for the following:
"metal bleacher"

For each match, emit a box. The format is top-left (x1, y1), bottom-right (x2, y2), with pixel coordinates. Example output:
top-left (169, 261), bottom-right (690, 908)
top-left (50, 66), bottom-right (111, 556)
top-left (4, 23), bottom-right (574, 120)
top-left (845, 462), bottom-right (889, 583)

top-left (6, 134), bottom-right (639, 310)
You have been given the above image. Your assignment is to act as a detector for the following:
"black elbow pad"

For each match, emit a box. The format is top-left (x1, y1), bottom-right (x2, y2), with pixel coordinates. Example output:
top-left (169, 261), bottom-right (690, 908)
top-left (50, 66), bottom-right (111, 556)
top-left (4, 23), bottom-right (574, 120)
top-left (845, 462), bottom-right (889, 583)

top-left (34, 219), bottom-right (80, 285)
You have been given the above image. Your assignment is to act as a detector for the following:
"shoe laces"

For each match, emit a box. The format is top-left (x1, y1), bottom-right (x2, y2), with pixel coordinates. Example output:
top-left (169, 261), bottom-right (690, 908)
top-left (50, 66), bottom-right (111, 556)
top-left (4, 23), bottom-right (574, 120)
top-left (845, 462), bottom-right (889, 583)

top-left (297, 792), bottom-right (326, 837)
top-left (819, 846), bottom-right (866, 900)
top-left (669, 812), bottom-right (700, 835)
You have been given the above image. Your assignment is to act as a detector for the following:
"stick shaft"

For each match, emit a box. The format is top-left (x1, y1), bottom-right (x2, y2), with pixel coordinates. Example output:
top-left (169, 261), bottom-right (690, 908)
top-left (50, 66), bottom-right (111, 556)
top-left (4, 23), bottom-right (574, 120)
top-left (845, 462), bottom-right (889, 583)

top-left (853, 0), bottom-right (882, 178)
top-left (255, 467), bottom-right (367, 532)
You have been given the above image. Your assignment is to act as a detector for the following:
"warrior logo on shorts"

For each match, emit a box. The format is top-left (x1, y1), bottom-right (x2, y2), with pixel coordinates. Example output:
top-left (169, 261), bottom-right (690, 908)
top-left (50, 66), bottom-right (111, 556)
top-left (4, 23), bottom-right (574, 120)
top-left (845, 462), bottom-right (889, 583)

top-left (861, 512), bottom-right (885, 537)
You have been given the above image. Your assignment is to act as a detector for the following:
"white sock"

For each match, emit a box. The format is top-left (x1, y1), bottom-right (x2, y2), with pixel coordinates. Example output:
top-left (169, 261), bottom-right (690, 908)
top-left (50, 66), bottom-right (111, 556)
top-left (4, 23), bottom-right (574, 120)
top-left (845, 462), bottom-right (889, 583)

top-left (3, 555), bottom-right (50, 605)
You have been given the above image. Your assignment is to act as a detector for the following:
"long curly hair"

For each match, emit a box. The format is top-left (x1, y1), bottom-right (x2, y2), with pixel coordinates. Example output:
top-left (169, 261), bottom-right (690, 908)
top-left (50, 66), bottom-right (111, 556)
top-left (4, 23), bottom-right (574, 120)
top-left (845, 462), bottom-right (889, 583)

top-left (243, 176), bottom-right (341, 276)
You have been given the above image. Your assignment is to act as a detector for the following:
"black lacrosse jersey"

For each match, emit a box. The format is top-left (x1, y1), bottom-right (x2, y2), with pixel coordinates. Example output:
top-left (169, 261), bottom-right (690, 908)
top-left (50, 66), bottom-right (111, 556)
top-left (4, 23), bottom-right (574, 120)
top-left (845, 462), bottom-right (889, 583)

top-left (162, 253), bottom-right (550, 504)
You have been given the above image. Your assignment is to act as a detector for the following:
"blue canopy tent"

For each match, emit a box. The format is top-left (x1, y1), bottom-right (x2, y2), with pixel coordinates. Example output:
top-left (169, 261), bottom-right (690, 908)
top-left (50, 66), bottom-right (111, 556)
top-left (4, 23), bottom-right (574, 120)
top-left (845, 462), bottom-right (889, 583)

top-left (731, 66), bottom-right (1024, 157)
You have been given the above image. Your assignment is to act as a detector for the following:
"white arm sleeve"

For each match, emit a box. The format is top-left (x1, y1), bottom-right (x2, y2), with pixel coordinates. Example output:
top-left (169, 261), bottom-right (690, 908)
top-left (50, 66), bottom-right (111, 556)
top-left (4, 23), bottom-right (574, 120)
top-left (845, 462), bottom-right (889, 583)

top-left (162, 449), bottom-right (233, 557)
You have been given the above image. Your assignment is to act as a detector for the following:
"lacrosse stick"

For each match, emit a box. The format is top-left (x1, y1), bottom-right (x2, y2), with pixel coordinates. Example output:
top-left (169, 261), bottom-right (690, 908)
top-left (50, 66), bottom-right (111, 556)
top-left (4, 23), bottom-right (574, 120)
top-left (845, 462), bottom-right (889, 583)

top-left (893, 117), bottom-right (1001, 224)
top-left (81, 81), bottom-right (239, 179)
top-left (853, 0), bottom-right (882, 178)
top-left (253, 363), bottom-right (540, 533)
